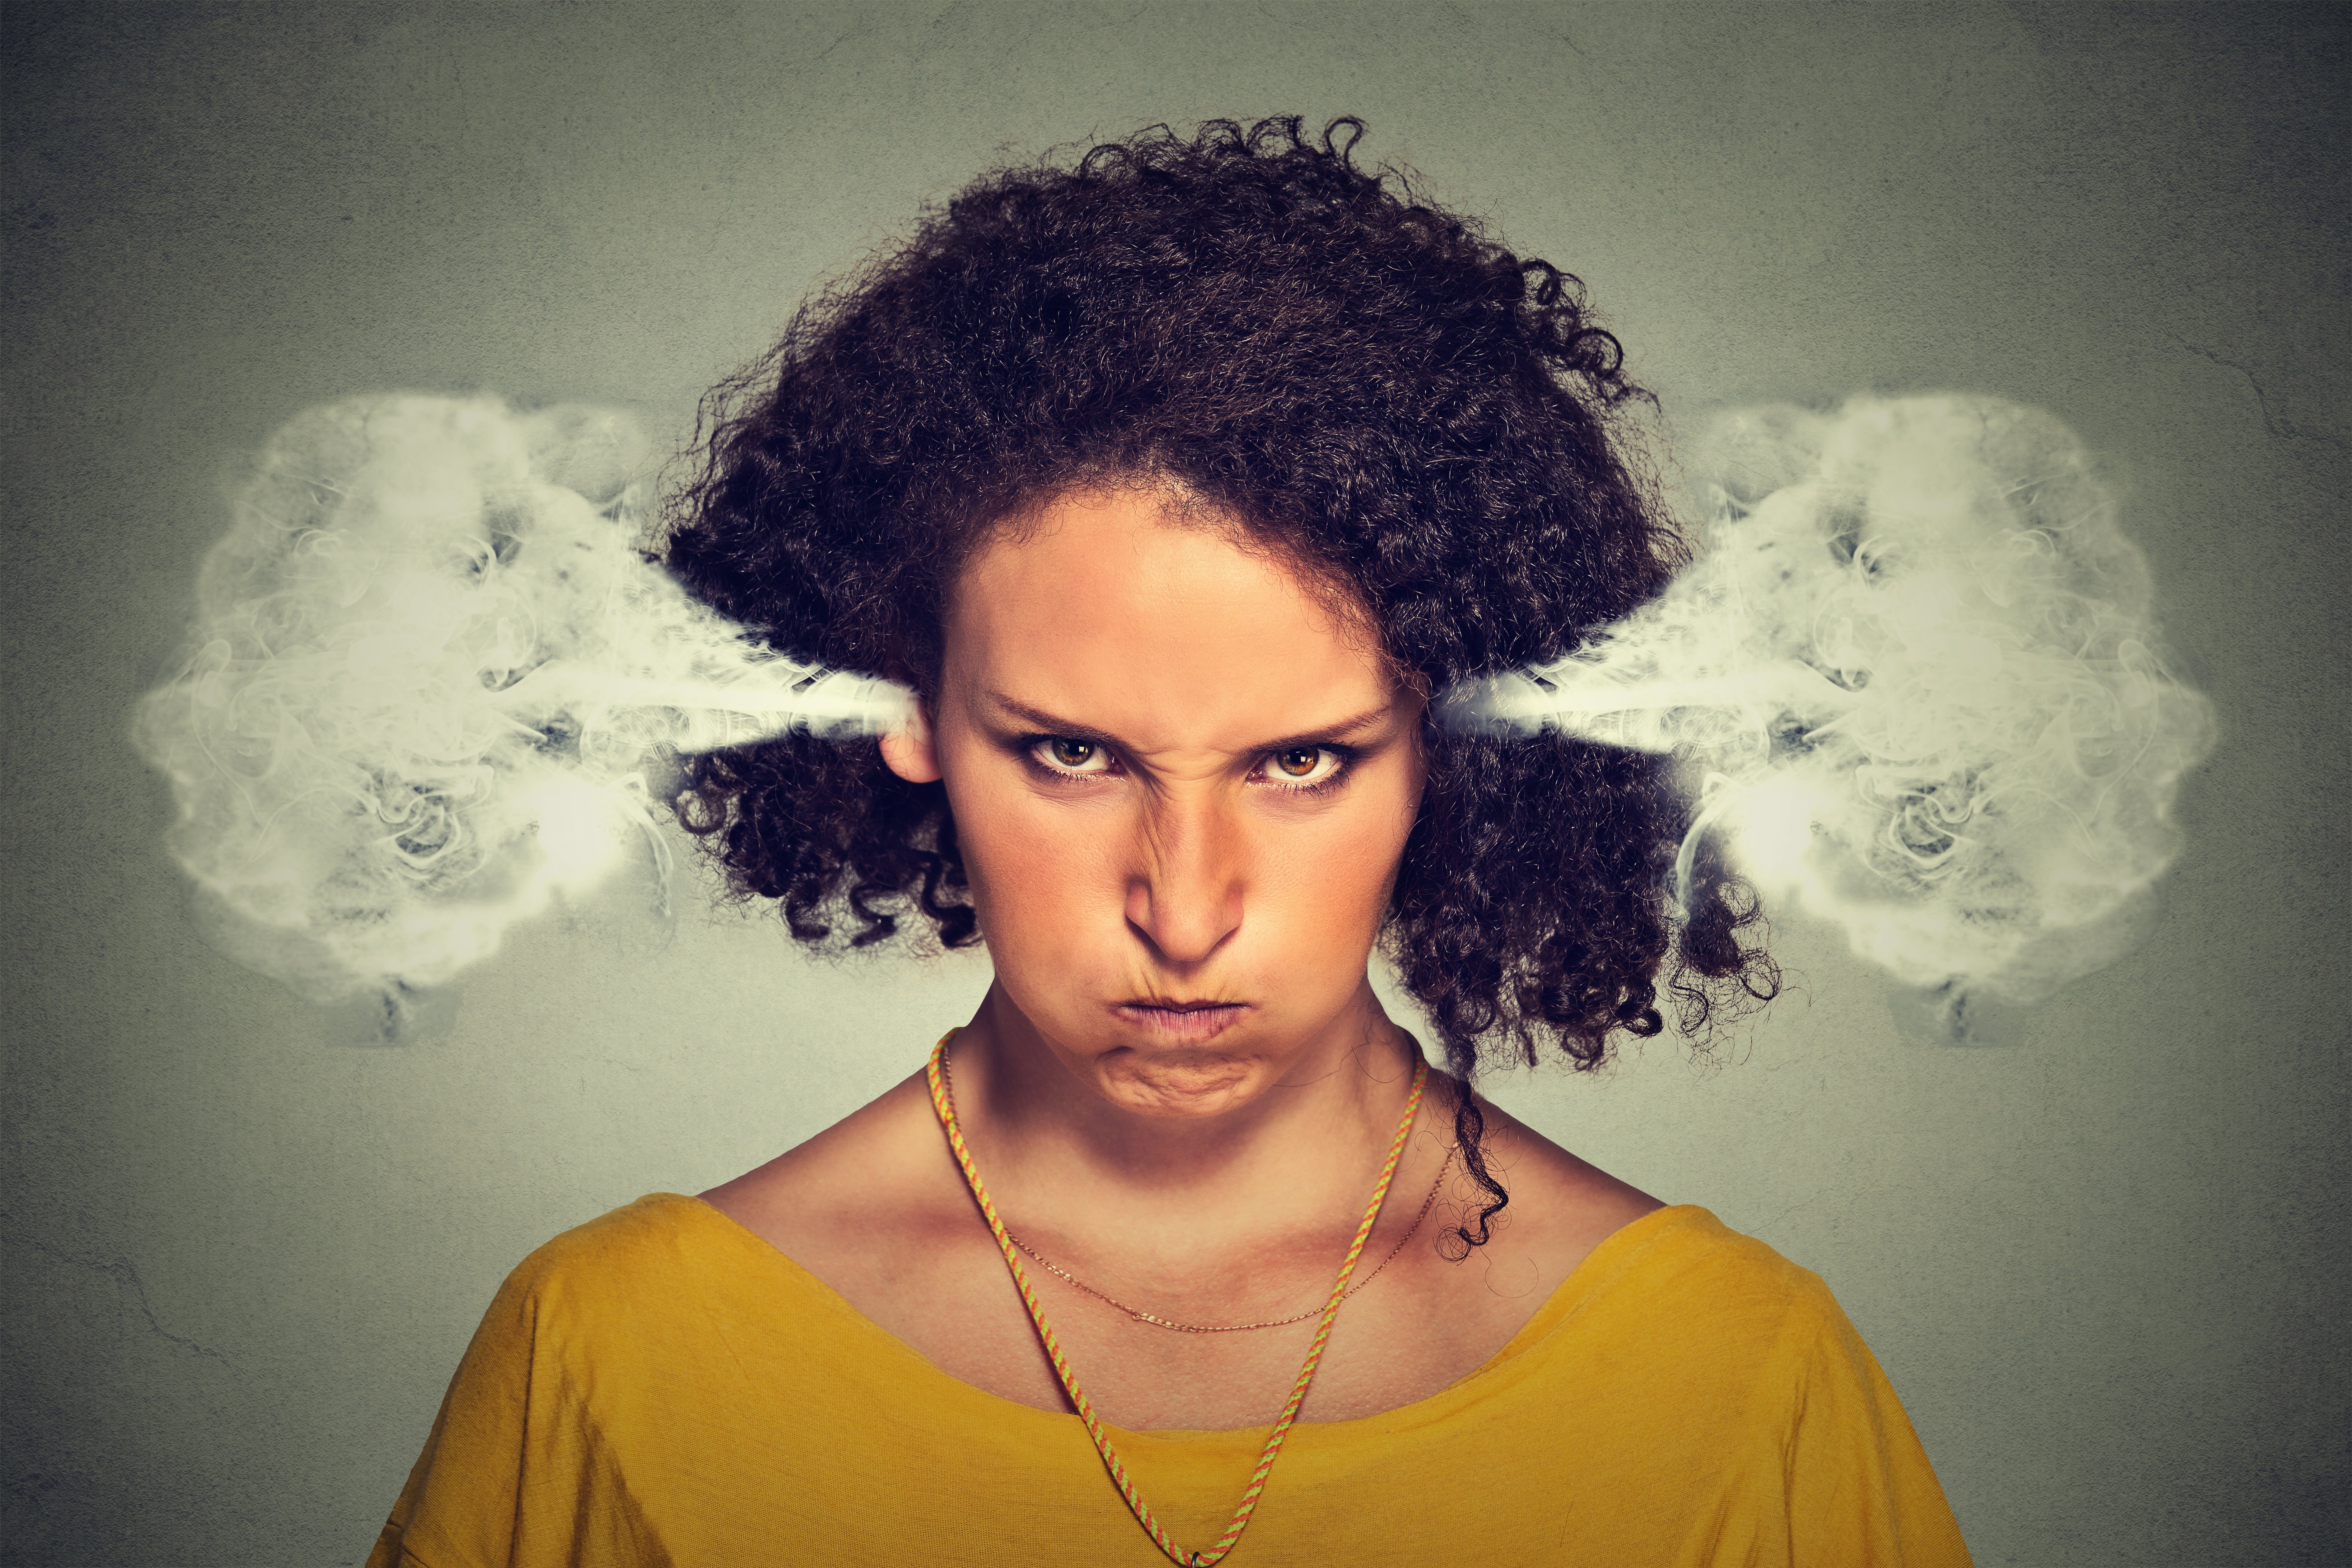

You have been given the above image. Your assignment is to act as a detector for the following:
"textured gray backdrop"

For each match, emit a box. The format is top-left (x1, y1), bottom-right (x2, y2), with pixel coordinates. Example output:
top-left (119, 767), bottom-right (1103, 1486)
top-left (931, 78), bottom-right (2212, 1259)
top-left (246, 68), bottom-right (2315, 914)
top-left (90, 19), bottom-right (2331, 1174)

top-left (4, 4), bottom-right (2346, 1565)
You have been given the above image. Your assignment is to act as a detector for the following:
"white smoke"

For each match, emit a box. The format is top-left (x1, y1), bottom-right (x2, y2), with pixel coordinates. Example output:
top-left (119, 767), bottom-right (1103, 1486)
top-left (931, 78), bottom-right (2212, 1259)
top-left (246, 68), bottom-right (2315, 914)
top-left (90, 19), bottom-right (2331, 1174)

top-left (133, 395), bottom-right (912, 1011)
top-left (140, 390), bottom-right (2213, 1033)
top-left (1444, 394), bottom-right (2215, 1021)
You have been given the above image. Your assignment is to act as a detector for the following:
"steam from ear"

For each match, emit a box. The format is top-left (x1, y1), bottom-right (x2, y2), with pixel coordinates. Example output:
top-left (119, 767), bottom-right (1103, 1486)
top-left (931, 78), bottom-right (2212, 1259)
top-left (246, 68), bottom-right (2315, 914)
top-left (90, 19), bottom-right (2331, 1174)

top-left (133, 395), bottom-right (912, 1011)
top-left (1443, 394), bottom-right (2216, 1020)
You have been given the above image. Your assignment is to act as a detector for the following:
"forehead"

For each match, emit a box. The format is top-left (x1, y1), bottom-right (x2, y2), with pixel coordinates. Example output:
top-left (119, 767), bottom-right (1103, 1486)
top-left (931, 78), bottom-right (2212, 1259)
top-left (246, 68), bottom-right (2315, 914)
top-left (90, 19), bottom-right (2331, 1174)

top-left (944, 488), bottom-right (1394, 744)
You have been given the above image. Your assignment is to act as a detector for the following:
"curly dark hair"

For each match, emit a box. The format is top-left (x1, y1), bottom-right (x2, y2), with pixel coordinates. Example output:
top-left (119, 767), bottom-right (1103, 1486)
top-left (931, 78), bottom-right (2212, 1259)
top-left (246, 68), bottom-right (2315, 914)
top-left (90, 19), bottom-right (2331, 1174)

top-left (662, 115), bottom-right (1777, 1250)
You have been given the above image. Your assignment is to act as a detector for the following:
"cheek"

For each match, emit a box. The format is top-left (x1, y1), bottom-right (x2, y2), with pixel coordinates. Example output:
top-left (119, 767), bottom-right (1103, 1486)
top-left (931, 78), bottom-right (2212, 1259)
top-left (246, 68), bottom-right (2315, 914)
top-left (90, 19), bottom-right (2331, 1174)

top-left (1256, 780), bottom-right (1420, 943)
top-left (940, 762), bottom-right (1121, 949)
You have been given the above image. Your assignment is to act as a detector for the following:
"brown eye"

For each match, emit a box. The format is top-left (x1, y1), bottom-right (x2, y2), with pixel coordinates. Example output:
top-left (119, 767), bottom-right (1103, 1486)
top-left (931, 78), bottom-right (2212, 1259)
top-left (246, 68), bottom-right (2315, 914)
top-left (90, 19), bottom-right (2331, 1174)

top-left (1257, 746), bottom-right (1342, 790)
top-left (1047, 738), bottom-right (1097, 769)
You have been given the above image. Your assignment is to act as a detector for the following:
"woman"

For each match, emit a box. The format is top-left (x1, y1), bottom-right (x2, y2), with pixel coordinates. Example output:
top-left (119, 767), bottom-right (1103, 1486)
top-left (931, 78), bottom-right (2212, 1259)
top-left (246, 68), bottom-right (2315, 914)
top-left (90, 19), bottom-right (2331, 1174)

top-left (368, 117), bottom-right (1971, 1566)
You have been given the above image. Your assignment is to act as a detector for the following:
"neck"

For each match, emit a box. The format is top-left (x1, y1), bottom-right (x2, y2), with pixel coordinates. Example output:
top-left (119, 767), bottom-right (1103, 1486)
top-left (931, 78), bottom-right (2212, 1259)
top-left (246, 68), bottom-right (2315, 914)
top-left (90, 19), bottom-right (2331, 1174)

top-left (943, 980), bottom-right (1428, 1250)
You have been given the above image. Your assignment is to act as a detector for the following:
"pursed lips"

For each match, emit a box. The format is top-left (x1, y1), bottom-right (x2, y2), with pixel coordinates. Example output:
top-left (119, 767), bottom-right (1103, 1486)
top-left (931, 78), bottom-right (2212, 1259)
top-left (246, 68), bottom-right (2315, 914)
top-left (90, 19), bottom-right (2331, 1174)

top-left (1111, 998), bottom-right (1249, 1043)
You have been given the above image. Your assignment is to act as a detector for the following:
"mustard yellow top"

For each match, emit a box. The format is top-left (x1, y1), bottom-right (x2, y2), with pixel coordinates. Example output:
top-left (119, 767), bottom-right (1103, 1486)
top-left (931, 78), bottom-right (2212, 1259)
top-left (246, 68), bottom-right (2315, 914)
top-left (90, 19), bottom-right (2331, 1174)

top-left (368, 1194), bottom-right (1971, 1567)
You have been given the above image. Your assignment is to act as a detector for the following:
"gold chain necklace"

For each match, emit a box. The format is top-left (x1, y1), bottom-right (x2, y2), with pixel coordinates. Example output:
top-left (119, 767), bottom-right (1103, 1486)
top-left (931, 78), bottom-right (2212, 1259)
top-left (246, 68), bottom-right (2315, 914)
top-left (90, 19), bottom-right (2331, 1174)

top-left (927, 1029), bottom-right (1428, 1567)
top-left (991, 1133), bottom-right (1455, 1334)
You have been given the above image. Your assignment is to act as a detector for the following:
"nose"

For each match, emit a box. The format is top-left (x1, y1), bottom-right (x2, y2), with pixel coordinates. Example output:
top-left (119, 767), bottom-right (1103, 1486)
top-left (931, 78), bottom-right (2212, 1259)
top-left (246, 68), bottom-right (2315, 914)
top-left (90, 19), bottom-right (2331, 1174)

top-left (1123, 795), bottom-right (1245, 966)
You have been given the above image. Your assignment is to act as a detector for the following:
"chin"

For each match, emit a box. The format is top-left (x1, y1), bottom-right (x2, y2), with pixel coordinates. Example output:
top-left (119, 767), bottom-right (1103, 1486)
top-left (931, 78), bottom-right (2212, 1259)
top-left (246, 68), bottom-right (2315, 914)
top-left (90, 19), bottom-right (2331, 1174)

top-left (1095, 1057), bottom-right (1266, 1118)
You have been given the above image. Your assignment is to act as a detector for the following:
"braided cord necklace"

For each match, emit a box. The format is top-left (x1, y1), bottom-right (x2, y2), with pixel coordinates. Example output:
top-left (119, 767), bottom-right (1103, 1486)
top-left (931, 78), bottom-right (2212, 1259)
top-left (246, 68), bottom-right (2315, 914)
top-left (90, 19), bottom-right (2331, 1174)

top-left (924, 1031), bottom-right (1429, 1567)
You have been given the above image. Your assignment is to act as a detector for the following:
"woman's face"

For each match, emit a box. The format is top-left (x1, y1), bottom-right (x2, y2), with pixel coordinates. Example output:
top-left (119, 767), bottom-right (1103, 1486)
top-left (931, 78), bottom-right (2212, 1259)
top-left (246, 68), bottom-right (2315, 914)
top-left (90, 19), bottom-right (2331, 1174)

top-left (882, 486), bottom-right (1426, 1118)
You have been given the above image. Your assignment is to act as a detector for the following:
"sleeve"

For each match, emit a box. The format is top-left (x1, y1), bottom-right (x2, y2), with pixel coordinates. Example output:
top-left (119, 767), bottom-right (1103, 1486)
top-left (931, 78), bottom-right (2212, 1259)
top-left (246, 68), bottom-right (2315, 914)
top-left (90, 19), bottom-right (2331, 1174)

top-left (1778, 1283), bottom-right (1975, 1568)
top-left (364, 1252), bottom-right (675, 1568)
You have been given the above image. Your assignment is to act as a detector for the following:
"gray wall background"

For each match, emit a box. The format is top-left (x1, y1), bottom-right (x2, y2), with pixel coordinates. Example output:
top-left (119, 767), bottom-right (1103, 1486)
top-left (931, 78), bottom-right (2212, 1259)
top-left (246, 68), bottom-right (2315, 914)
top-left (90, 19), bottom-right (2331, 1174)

top-left (4, 4), bottom-right (2346, 1564)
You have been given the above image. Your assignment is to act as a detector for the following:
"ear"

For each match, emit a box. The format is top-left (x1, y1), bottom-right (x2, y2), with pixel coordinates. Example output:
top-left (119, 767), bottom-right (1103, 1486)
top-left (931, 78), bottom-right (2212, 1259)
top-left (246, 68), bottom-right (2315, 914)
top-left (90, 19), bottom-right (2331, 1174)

top-left (878, 699), bottom-right (942, 783)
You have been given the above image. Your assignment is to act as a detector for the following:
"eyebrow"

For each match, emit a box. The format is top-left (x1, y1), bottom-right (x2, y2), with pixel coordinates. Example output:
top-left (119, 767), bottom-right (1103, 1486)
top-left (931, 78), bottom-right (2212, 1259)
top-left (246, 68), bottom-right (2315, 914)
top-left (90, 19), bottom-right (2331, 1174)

top-left (981, 692), bottom-right (1398, 751)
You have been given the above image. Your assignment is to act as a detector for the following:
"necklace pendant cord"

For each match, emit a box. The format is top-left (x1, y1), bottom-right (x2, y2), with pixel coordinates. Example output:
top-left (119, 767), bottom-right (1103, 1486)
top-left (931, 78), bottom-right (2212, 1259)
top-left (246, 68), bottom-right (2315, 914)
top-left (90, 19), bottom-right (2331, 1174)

top-left (926, 1030), bottom-right (1430, 1568)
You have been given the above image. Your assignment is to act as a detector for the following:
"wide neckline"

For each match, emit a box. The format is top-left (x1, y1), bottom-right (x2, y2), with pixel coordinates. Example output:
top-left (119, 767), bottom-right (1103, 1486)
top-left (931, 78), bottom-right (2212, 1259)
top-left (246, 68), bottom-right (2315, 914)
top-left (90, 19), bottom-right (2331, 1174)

top-left (665, 1189), bottom-right (1711, 1440)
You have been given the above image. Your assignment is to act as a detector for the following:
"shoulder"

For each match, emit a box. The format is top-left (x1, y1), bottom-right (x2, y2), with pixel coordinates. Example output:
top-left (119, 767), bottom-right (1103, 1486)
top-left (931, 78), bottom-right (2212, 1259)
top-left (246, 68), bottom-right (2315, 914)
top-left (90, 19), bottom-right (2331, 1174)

top-left (1464, 1097), bottom-right (1855, 1372)
top-left (1540, 1200), bottom-right (1877, 1396)
top-left (1602, 1205), bottom-right (1841, 1321)
top-left (697, 1065), bottom-right (974, 1277)
top-left (1494, 1207), bottom-right (1973, 1558)
top-left (472, 1192), bottom-right (743, 1346)
top-left (1463, 1096), bottom-right (1837, 1330)
top-left (501, 1193), bottom-right (707, 1288)
top-left (457, 1189), bottom-right (901, 1401)
top-left (1448, 1094), bottom-right (1665, 1297)
top-left (1556, 1209), bottom-right (1972, 1556)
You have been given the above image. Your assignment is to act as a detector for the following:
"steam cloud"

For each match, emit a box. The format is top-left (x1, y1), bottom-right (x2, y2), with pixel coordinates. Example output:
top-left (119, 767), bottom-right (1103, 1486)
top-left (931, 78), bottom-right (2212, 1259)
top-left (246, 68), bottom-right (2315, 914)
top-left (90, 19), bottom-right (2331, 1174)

top-left (1443, 394), bottom-right (2216, 1023)
top-left (137, 390), bottom-right (2214, 1032)
top-left (134, 396), bottom-right (912, 1011)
